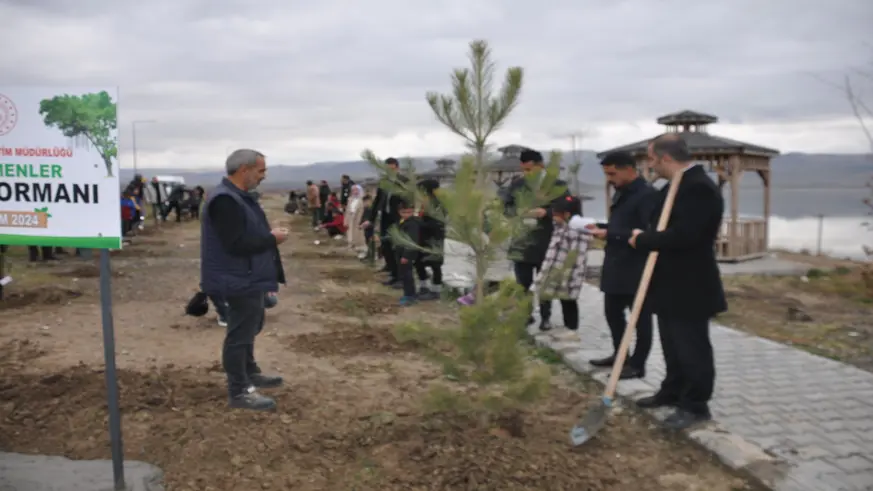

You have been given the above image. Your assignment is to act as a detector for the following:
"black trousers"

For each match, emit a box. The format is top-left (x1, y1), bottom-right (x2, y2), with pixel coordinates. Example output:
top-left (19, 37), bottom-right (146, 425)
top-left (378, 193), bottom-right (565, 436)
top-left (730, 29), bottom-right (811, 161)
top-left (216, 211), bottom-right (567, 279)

top-left (513, 262), bottom-right (552, 322)
top-left (398, 261), bottom-right (416, 297)
top-left (603, 293), bottom-right (653, 370)
top-left (223, 293), bottom-right (265, 397)
top-left (310, 208), bottom-right (322, 228)
top-left (380, 233), bottom-right (398, 280)
top-left (28, 246), bottom-right (54, 262)
top-left (656, 315), bottom-right (715, 415)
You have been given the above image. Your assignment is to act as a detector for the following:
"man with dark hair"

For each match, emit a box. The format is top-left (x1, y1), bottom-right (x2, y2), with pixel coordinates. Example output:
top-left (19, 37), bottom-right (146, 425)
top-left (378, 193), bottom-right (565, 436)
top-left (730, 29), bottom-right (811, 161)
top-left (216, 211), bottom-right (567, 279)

top-left (340, 174), bottom-right (355, 209)
top-left (362, 157), bottom-right (408, 286)
top-left (201, 148), bottom-right (287, 411)
top-left (629, 133), bottom-right (726, 430)
top-left (318, 180), bottom-right (331, 220)
top-left (585, 151), bottom-right (656, 380)
top-left (503, 148), bottom-right (570, 330)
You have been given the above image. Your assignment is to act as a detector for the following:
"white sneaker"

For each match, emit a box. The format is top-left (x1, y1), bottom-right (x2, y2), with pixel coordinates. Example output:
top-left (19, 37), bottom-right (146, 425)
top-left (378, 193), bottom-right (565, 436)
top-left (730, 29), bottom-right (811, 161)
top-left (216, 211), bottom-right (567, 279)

top-left (333, 235), bottom-right (344, 241)
top-left (217, 318), bottom-right (228, 327)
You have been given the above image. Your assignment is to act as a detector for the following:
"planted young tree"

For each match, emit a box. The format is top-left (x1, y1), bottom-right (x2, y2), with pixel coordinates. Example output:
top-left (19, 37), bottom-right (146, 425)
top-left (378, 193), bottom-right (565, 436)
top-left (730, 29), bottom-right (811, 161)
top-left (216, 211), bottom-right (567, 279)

top-left (362, 40), bottom-right (566, 420)
top-left (39, 91), bottom-right (118, 177)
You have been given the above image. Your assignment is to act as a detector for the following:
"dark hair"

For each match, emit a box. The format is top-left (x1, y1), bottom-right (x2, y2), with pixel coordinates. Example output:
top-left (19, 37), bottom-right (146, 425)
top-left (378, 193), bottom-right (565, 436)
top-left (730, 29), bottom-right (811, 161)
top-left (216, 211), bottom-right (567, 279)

top-left (519, 149), bottom-right (544, 165)
top-left (650, 134), bottom-right (692, 162)
top-left (341, 174), bottom-right (350, 180)
top-left (418, 178), bottom-right (440, 197)
top-left (600, 151), bottom-right (636, 169)
top-left (397, 199), bottom-right (413, 210)
top-left (329, 192), bottom-right (337, 198)
top-left (385, 157), bottom-right (399, 166)
top-left (306, 180), bottom-right (313, 186)
top-left (551, 195), bottom-right (582, 216)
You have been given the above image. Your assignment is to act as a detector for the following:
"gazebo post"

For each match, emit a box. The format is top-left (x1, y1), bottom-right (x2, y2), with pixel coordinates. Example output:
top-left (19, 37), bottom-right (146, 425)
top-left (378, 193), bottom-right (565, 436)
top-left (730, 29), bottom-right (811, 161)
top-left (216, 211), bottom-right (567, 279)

top-left (728, 155), bottom-right (742, 259)
top-left (757, 167), bottom-right (771, 253)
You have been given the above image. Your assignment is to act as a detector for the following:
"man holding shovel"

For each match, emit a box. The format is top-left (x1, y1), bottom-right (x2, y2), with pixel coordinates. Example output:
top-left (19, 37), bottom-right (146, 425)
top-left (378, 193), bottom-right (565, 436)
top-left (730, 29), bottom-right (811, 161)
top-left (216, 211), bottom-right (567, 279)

top-left (629, 134), bottom-right (727, 430)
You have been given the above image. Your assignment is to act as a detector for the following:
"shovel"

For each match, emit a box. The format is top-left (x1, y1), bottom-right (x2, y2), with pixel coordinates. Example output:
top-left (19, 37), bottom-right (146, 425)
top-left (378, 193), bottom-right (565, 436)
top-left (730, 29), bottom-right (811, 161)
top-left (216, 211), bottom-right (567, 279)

top-left (569, 170), bottom-right (685, 447)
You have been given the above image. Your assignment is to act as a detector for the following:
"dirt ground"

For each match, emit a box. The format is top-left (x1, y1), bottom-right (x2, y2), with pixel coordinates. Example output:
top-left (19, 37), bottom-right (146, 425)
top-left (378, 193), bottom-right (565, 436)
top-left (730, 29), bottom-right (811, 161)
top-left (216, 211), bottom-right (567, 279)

top-left (0, 194), bottom-right (758, 491)
top-left (717, 251), bottom-right (873, 372)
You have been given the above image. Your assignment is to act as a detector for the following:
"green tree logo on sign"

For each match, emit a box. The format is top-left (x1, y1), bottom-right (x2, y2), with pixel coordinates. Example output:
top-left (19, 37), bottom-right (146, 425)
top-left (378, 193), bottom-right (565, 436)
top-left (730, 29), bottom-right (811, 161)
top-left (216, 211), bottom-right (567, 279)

top-left (38, 91), bottom-right (118, 177)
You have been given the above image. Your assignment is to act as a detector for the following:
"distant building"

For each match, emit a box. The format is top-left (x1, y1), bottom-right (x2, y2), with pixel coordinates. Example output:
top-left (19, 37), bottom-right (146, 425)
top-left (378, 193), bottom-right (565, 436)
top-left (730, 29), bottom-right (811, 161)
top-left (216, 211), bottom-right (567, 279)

top-left (417, 158), bottom-right (456, 185)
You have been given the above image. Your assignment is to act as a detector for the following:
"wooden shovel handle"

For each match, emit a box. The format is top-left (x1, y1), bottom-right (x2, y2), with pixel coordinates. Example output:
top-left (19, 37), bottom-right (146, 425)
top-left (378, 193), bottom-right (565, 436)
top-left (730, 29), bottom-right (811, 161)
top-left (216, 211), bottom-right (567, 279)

top-left (603, 171), bottom-right (685, 399)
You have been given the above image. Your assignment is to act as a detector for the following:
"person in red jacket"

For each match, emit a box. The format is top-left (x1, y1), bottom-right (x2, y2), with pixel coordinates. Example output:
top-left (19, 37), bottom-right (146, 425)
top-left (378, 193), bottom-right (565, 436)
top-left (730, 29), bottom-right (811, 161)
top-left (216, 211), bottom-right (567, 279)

top-left (318, 200), bottom-right (346, 239)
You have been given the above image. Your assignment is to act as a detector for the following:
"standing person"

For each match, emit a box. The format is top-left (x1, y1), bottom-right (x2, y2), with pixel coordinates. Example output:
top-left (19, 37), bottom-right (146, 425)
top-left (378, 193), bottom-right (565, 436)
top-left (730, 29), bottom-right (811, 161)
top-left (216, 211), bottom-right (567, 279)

top-left (306, 180), bottom-right (321, 230)
top-left (533, 196), bottom-right (591, 332)
top-left (200, 148), bottom-right (288, 411)
top-left (629, 134), bottom-right (726, 430)
top-left (361, 157), bottom-right (409, 286)
top-left (394, 200), bottom-right (420, 306)
top-left (344, 185), bottom-right (366, 251)
top-left (415, 179), bottom-right (445, 300)
top-left (585, 151), bottom-right (657, 380)
top-left (339, 175), bottom-right (355, 209)
top-left (318, 180), bottom-right (331, 219)
top-left (164, 184), bottom-right (185, 222)
top-left (502, 149), bottom-right (569, 330)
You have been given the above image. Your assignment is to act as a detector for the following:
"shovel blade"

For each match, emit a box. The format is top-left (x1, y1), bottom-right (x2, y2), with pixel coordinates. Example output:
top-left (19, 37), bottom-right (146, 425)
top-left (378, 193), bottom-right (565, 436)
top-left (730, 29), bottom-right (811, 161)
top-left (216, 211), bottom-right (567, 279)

top-left (569, 400), bottom-right (610, 447)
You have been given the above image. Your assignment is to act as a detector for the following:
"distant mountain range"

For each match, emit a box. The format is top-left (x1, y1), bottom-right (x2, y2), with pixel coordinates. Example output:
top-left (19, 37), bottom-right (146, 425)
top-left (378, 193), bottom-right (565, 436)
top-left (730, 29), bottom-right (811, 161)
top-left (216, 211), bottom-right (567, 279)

top-left (120, 151), bottom-right (872, 194)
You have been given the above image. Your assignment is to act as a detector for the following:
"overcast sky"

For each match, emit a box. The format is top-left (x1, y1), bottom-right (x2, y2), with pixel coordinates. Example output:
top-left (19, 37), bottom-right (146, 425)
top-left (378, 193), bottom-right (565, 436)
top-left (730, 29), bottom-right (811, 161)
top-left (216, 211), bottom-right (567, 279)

top-left (1, 0), bottom-right (871, 169)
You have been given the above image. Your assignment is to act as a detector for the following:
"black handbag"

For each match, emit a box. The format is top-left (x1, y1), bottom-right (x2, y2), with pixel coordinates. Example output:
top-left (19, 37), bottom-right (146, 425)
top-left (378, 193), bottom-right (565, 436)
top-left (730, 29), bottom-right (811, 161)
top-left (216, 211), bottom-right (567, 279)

top-left (184, 291), bottom-right (209, 317)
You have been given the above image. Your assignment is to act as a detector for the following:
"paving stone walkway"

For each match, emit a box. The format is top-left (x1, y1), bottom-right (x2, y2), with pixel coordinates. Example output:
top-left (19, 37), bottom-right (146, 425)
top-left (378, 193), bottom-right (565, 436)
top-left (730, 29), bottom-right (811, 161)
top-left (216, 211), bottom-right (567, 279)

top-left (442, 241), bottom-right (873, 491)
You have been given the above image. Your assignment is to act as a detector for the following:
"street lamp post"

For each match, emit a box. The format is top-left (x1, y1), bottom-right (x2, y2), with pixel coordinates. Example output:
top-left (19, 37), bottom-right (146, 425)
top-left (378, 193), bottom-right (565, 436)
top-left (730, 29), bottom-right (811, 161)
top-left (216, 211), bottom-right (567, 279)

top-left (132, 120), bottom-right (157, 174)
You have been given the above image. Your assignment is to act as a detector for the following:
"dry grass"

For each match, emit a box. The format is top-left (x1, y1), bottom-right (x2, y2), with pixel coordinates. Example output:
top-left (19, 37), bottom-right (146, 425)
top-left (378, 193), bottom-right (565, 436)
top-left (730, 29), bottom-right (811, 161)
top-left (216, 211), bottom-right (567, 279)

top-left (719, 265), bottom-right (873, 371)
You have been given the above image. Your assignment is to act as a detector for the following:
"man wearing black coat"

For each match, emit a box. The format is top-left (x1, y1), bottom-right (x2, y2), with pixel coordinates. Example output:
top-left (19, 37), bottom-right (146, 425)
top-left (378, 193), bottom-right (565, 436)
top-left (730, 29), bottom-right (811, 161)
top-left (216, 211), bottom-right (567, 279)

top-left (362, 157), bottom-right (409, 286)
top-left (503, 149), bottom-right (570, 330)
top-left (630, 134), bottom-right (727, 430)
top-left (339, 175), bottom-right (355, 209)
top-left (318, 180), bottom-right (331, 219)
top-left (588, 151), bottom-right (656, 380)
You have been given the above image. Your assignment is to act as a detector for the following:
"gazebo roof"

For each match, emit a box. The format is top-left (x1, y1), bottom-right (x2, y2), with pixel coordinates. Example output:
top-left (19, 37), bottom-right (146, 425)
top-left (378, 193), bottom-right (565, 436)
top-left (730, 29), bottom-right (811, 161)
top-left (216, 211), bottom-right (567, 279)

top-left (418, 158), bottom-right (456, 178)
top-left (597, 109), bottom-right (780, 158)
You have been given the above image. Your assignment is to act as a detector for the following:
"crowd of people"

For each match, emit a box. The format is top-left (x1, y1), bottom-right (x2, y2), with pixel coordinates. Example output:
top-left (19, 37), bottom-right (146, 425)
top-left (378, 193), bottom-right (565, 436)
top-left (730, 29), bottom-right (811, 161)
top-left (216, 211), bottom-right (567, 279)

top-left (120, 175), bottom-right (206, 237)
top-left (202, 138), bottom-right (726, 433)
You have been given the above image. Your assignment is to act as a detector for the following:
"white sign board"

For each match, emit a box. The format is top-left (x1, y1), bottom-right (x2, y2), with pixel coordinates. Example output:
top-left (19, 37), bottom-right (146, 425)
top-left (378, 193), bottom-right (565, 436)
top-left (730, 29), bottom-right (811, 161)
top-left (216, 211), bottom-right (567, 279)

top-left (0, 87), bottom-right (122, 249)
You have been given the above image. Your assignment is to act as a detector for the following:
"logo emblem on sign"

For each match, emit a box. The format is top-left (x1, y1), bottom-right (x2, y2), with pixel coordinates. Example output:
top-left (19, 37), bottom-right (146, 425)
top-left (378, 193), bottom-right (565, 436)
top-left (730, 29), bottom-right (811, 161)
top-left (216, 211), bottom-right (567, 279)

top-left (0, 94), bottom-right (18, 136)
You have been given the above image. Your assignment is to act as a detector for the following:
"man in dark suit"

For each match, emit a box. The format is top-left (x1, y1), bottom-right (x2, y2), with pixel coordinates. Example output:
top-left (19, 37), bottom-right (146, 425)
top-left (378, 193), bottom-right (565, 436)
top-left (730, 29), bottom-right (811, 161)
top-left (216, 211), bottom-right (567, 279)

top-left (503, 149), bottom-right (570, 330)
top-left (629, 134), bottom-right (727, 430)
top-left (587, 151), bottom-right (656, 380)
top-left (361, 157), bottom-right (409, 286)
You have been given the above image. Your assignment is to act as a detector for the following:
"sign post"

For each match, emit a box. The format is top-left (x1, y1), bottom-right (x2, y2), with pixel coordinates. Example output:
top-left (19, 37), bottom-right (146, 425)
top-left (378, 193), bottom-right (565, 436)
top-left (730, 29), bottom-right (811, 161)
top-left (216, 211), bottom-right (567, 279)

top-left (0, 87), bottom-right (126, 490)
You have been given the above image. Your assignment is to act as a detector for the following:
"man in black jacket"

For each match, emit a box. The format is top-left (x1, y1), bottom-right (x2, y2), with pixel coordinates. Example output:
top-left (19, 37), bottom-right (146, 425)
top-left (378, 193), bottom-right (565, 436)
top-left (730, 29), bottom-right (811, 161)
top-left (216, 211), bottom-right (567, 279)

top-left (201, 149), bottom-right (288, 411)
top-left (340, 175), bottom-right (355, 209)
top-left (503, 149), bottom-right (570, 330)
top-left (587, 151), bottom-right (656, 380)
top-left (318, 180), bottom-right (331, 220)
top-left (630, 134), bottom-right (727, 430)
top-left (361, 157), bottom-right (409, 286)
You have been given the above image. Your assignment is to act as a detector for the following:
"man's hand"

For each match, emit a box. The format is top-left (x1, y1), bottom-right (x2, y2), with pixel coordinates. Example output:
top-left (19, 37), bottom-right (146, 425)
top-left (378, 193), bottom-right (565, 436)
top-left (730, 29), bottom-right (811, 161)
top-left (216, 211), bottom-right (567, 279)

top-left (584, 223), bottom-right (597, 230)
top-left (271, 227), bottom-right (289, 244)
top-left (628, 229), bottom-right (643, 248)
top-left (590, 228), bottom-right (607, 240)
top-left (400, 257), bottom-right (408, 264)
top-left (360, 220), bottom-right (371, 230)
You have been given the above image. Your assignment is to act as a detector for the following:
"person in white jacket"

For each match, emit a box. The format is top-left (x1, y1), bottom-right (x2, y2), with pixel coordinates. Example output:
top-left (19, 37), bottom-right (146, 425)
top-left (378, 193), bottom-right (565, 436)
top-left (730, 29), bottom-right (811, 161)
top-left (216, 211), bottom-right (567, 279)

top-left (344, 185), bottom-right (367, 252)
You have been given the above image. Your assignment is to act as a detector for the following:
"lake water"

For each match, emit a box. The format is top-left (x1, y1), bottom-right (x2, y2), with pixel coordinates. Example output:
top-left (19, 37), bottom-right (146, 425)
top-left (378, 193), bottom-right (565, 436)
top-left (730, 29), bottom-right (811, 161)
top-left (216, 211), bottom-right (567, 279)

top-left (581, 187), bottom-right (872, 260)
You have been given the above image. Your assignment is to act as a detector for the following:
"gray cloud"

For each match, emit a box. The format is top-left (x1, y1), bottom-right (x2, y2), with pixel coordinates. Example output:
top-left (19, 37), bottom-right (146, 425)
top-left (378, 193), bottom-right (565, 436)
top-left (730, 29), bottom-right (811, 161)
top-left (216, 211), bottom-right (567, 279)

top-left (1, 0), bottom-right (871, 168)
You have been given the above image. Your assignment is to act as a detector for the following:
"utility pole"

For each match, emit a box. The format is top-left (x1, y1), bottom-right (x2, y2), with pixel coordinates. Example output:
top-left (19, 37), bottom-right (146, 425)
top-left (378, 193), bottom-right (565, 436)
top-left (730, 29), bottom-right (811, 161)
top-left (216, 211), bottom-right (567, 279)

top-left (131, 120), bottom-right (157, 174)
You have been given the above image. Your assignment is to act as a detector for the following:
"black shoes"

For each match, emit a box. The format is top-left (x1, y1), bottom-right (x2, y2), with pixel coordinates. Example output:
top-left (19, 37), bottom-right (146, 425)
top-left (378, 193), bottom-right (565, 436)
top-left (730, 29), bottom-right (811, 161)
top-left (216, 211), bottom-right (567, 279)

top-left (229, 387), bottom-right (276, 411)
top-left (619, 366), bottom-right (645, 380)
top-left (589, 355), bottom-right (615, 368)
top-left (250, 373), bottom-right (283, 389)
top-left (662, 408), bottom-right (712, 430)
top-left (635, 394), bottom-right (678, 409)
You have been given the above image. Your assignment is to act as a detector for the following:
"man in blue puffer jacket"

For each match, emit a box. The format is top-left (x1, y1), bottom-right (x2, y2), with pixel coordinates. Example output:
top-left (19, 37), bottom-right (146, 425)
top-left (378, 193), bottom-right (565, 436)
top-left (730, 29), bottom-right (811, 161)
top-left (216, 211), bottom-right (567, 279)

top-left (201, 149), bottom-right (288, 411)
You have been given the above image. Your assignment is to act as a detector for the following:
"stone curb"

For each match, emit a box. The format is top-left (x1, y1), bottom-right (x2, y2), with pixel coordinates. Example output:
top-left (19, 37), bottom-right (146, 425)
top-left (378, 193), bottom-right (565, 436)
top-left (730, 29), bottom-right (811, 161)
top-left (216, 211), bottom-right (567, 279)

top-left (0, 452), bottom-right (165, 491)
top-left (526, 328), bottom-right (792, 491)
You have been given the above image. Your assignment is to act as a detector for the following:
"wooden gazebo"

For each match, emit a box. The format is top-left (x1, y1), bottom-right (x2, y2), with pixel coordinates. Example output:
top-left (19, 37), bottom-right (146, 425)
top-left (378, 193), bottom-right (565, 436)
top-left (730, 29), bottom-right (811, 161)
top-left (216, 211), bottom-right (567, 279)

top-left (597, 110), bottom-right (780, 262)
top-left (486, 144), bottom-right (528, 186)
top-left (418, 158), bottom-right (457, 185)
